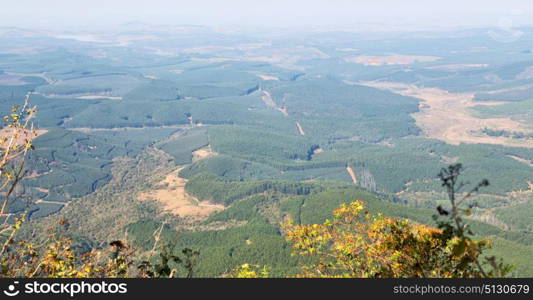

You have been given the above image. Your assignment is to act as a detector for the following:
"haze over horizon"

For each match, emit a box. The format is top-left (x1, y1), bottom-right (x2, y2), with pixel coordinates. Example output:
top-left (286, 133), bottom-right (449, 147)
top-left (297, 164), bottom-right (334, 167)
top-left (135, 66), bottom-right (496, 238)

top-left (2, 0), bottom-right (533, 32)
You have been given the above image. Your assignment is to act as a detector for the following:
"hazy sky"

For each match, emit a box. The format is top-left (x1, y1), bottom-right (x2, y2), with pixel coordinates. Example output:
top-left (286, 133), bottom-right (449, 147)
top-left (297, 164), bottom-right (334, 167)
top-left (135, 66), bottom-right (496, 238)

top-left (2, 0), bottom-right (533, 30)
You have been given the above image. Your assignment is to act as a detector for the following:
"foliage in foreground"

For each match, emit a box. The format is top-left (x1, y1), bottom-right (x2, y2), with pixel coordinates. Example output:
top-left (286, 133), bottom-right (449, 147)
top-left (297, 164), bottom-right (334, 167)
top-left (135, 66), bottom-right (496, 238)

top-left (276, 164), bottom-right (512, 278)
top-left (0, 101), bottom-right (196, 278)
top-left (2, 217), bottom-right (199, 278)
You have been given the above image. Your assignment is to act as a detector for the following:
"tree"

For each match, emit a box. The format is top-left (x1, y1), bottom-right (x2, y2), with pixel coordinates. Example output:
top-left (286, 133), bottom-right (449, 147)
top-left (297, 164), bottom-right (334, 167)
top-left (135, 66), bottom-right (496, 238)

top-left (0, 94), bottom-right (38, 275)
top-left (0, 93), bottom-right (37, 217)
top-left (0, 97), bottom-right (201, 278)
top-left (282, 164), bottom-right (512, 278)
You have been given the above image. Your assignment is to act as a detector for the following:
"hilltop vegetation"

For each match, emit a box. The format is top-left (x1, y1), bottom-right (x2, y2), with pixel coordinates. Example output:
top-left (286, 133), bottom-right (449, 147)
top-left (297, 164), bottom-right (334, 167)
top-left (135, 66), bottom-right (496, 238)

top-left (1, 25), bottom-right (532, 277)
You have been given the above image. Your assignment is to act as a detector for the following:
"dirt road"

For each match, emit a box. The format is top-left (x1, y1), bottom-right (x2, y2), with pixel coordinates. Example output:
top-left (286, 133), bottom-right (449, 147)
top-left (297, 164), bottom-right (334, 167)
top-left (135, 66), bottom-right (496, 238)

top-left (296, 121), bottom-right (305, 135)
top-left (346, 166), bottom-right (358, 184)
top-left (261, 91), bottom-right (289, 116)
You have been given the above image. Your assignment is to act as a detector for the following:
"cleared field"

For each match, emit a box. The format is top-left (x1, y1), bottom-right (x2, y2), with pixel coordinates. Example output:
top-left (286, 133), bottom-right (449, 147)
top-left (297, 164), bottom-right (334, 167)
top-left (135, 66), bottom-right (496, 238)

top-left (346, 54), bottom-right (440, 66)
top-left (192, 145), bottom-right (217, 162)
top-left (138, 144), bottom-right (221, 220)
top-left (138, 167), bottom-right (224, 221)
top-left (360, 81), bottom-right (533, 148)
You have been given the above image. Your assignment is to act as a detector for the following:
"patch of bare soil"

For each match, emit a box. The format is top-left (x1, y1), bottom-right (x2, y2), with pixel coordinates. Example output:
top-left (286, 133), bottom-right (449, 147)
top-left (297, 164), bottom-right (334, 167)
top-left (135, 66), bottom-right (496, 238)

top-left (261, 91), bottom-right (288, 116)
top-left (313, 148), bottom-right (324, 154)
top-left (262, 90), bottom-right (308, 138)
top-left (76, 95), bottom-right (122, 100)
top-left (179, 220), bottom-right (247, 232)
top-left (377, 139), bottom-right (395, 147)
top-left (35, 199), bottom-right (68, 206)
top-left (70, 125), bottom-right (187, 133)
top-left (359, 81), bottom-right (533, 148)
top-left (138, 167), bottom-right (224, 221)
top-left (34, 187), bottom-right (49, 193)
top-left (295, 122), bottom-right (305, 135)
top-left (508, 182), bottom-right (533, 198)
top-left (468, 212), bottom-right (511, 231)
top-left (35, 92), bottom-right (122, 100)
top-left (192, 146), bottom-right (217, 162)
top-left (508, 155), bottom-right (533, 168)
top-left (346, 55), bottom-right (440, 66)
top-left (346, 166), bottom-right (358, 184)
top-left (257, 74), bottom-right (279, 81)
top-left (424, 64), bottom-right (489, 71)
top-left (26, 170), bottom-right (52, 179)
